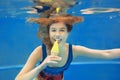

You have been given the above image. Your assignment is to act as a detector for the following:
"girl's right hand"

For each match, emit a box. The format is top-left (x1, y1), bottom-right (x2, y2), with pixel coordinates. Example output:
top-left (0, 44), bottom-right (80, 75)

top-left (41, 55), bottom-right (62, 69)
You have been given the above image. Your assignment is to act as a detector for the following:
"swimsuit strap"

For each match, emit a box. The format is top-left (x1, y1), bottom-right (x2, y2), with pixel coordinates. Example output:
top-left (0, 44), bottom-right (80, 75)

top-left (41, 44), bottom-right (47, 62)
top-left (65, 44), bottom-right (73, 69)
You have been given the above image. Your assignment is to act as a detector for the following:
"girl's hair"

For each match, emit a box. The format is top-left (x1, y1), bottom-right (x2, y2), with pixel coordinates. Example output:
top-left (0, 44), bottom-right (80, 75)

top-left (37, 23), bottom-right (73, 51)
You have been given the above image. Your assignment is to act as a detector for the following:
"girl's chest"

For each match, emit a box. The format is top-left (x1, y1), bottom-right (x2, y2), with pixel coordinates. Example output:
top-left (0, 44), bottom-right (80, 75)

top-left (57, 53), bottom-right (68, 67)
top-left (50, 51), bottom-right (69, 67)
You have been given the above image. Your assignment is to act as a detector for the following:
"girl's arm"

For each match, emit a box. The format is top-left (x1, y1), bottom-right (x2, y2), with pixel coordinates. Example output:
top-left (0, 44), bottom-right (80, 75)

top-left (73, 45), bottom-right (120, 59)
top-left (15, 46), bottom-right (44, 80)
top-left (15, 46), bottom-right (62, 80)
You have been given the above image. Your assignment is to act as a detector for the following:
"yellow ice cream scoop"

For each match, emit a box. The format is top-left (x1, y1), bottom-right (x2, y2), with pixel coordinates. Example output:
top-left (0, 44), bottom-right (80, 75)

top-left (51, 40), bottom-right (59, 55)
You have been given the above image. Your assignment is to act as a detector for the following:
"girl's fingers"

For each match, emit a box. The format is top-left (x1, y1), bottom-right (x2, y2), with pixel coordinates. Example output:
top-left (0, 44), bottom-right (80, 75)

top-left (47, 61), bottom-right (58, 64)
top-left (49, 56), bottom-right (62, 61)
top-left (43, 55), bottom-right (62, 66)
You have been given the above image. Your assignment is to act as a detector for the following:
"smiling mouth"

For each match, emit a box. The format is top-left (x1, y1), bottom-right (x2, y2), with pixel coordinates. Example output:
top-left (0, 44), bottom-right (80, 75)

top-left (53, 39), bottom-right (62, 44)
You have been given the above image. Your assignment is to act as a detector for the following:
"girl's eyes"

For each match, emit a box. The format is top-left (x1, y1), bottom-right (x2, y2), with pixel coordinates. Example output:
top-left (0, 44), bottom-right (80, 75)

top-left (51, 29), bottom-right (56, 32)
top-left (51, 29), bottom-right (65, 32)
top-left (60, 29), bottom-right (65, 32)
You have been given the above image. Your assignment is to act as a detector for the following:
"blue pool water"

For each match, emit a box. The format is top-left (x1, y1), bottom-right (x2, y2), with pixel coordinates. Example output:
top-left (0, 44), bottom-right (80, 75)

top-left (0, 0), bottom-right (120, 80)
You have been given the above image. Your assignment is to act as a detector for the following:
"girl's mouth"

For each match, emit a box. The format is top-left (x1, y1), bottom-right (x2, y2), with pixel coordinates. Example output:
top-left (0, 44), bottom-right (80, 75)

top-left (53, 39), bottom-right (62, 44)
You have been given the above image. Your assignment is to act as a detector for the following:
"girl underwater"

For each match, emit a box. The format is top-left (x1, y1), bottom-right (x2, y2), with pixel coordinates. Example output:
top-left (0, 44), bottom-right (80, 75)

top-left (15, 14), bottom-right (120, 80)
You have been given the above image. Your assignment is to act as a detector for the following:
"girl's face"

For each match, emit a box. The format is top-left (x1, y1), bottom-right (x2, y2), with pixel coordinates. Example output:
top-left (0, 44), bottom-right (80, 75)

top-left (49, 22), bottom-right (68, 45)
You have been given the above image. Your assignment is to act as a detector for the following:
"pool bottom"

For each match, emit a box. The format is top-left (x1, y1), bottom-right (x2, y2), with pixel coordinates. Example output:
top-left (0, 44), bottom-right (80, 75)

top-left (65, 63), bottom-right (120, 80)
top-left (0, 63), bottom-right (120, 80)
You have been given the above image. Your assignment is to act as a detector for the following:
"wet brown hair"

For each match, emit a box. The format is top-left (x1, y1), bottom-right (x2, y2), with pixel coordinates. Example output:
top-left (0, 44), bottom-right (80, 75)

top-left (37, 23), bottom-right (72, 51)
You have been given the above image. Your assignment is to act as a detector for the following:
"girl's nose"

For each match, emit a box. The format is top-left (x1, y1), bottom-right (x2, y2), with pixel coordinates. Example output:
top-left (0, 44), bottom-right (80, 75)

top-left (56, 31), bottom-right (60, 35)
top-left (55, 31), bottom-right (61, 36)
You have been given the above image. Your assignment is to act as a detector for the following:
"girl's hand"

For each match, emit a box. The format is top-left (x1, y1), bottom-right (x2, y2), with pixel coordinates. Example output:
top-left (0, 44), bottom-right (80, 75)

top-left (41, 55), bottom-right (62, 68)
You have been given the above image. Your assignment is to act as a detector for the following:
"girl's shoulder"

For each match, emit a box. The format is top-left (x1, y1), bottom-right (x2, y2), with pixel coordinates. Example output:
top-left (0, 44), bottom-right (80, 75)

top-left (71, 44), bottom-right (83, 50)
top-left (71, 44), bottom-right (84, 58)
top-left (31, 45), bottom-right (43, 62)
top-left (65, 43), bottom-right (83, 52)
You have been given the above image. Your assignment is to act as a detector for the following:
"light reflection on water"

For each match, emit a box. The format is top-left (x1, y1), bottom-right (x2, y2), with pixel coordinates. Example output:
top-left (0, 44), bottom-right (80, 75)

top-left (0, 0), bottom-right (120, 19)
top-left (80, 7), bottom-right (120, 14)
top-left (1, 7), bottom-right (120, 16)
